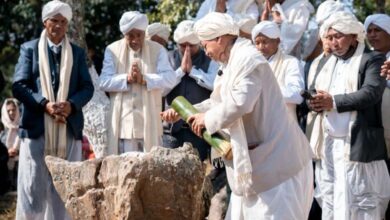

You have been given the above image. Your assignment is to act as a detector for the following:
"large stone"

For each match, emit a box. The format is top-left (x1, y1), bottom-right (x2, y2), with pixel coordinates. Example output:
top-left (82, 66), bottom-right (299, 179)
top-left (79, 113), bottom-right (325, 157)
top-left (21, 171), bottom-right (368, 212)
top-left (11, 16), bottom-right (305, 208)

top-left (45, 144), bottom-right (209, 220)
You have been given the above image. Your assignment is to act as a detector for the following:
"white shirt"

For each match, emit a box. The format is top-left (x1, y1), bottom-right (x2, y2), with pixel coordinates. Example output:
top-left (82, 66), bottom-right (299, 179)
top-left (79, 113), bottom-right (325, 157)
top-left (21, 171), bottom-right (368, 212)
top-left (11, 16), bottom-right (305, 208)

top-left (195, 0), bottom-right (259, 21)
top-left (99, 47), bottom-right (181, 95)
top-left (174, 60), bottom-right (219, 90)
top-left (272, 0), bottom-right (314, 56)
top-left (268, 52), bottom-right (304, 104)
top-left (324, 59), bottom-right (352, 137)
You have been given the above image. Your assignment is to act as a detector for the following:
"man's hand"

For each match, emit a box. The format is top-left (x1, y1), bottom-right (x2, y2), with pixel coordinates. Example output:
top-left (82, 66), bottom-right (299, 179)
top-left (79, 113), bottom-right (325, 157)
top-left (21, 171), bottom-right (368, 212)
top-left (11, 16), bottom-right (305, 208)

top-left (215, 0), bottom-right (227, 12)
top-left (187, 113), bottom-right (205, 137)
top-left (45, 101), bottom-right (58, 116)
top-left (131, 62), bottom-right (144, 84)
top-left (56, 101), bottom-right (72, 118)
top-left (160, 109), bottom-right (180, 123)
top-left (309, 90), bottom-right (334, 112)
top-left (261, 0), bottom-right (271, 21)
top-left (181, 46), bottom-right (192, 74)
top-left (381, 60), bottom-right (390, 80)
top-left (8, 147), bottom-right (18, 157)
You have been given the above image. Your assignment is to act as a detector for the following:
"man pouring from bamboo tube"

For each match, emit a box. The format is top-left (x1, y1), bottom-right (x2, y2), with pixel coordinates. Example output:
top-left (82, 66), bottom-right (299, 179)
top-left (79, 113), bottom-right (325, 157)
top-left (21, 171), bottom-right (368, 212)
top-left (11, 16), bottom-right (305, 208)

top-left (161, 12), bottom-right (313, 219)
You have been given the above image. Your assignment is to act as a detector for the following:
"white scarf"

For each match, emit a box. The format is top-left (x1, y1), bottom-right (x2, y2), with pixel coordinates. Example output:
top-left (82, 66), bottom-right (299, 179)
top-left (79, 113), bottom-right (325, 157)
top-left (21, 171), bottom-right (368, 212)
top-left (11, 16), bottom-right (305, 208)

top-left (107, 39), bottom-right (162, 154)
top-left (38, 29), bottom-right (73, 159)
top-left (219, 38), bottom-right (265, 196)
top-left (1, 99), bottom-right (20, 149)
top-left (309, 43), bottom-right (364, 159)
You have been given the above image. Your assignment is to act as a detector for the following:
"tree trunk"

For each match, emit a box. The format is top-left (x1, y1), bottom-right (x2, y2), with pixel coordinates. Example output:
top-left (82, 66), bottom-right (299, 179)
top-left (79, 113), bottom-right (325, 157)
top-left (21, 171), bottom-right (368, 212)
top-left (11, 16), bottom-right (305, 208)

top-left (62, 0), bottom-right (88, 52)
top-left (376, 0), bottom-right (385, 13)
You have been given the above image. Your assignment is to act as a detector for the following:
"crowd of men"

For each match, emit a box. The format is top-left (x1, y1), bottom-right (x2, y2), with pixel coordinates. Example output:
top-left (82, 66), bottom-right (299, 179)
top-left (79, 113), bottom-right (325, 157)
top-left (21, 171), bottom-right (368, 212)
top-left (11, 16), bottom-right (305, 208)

top-left (1, 0), bottom-right (390, 219)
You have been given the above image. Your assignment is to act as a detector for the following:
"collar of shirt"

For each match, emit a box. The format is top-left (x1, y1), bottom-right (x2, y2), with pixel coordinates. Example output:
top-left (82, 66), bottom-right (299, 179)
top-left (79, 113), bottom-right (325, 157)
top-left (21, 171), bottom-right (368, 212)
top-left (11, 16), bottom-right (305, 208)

top-left (47, 37), bottom-right (64, 51)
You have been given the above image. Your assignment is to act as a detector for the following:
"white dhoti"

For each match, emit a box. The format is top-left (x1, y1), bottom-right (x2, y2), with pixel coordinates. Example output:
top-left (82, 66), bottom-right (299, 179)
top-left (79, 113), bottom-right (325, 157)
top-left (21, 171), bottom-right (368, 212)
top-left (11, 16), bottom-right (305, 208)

top-left (16, 134), bottom-right (81, 220)
top-left (225, 161), bottom-right (313, 220)
top-left (314, 134), bottom-right (390, 220)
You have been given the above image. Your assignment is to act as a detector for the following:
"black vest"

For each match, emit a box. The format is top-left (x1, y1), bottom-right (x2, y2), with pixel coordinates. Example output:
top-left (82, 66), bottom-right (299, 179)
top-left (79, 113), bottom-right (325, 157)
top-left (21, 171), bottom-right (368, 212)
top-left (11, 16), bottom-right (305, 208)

top-left (167, 49), bottom-right (212, 132)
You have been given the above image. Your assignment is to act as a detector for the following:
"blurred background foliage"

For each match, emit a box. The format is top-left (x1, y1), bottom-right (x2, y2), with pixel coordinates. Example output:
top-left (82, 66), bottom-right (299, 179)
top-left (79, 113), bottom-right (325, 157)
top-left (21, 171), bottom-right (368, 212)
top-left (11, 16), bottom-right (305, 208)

top-left (0, 0), bottom-right (388, 100)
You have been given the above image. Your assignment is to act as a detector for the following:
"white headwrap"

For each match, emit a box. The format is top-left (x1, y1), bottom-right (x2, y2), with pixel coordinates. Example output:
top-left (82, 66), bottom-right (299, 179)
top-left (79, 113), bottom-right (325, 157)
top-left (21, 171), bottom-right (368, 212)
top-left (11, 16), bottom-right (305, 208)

top-left (251, 21), bottom-right (280, 42)
top-left (233, 15), bottom-right (257, 34)
top-left (173, 20), bottom-right (200, 45)
top-left (194, 12), bottom-right (239, 41)
top-left (1, 98), bottom-right (20, 149)
top-left (364, 14), bottom-right (390, 35)
top-left (320, 11), bottom-right (365, 43)
top-left (146, 22), bottom-right (171, 42)
top-left (42, 0), bottom-right (72, 22)
top-left (315, 0), bottom-right (346, 25)
top-left (119, 11), bottom-right (148, 35)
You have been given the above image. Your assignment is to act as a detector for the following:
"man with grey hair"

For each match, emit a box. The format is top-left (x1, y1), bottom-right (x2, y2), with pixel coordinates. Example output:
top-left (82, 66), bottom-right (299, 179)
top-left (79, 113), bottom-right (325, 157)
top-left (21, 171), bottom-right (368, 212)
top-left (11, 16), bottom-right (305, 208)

top-left (99, 11), bottom-right (178, 155)
top-left (308, 11), bottom-right (390, 220)
top-left (12, 0), bottom-right (94, 218)
top-left (162, 12), bottom-right (313, 219)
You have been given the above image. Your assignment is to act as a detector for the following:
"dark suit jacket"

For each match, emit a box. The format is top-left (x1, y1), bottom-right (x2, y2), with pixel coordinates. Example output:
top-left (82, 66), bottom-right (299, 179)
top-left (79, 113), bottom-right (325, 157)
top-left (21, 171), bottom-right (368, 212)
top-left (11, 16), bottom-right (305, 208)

top-left (334, 48), bottom-right (387, 162)
top-left (12, 39), bottom-right (94, 140)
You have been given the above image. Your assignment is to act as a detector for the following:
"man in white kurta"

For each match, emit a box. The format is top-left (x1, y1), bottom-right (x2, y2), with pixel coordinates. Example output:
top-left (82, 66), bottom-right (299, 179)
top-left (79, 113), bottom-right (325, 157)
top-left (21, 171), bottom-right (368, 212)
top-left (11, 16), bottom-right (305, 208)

top-left (251, 21), bottom-right (304, 122)
top-left (145, 22), bottom-right (171, 48)
top-left (195, 0), bottom-right (259, 21)
top-left (99, 11), bottom-right (179, 155)
top-left (308, 12), bottom-right (390, 220)
top-left (162, 12), bottom-right (313, 219)
top-left (260, 0), bottom-right (314, 58)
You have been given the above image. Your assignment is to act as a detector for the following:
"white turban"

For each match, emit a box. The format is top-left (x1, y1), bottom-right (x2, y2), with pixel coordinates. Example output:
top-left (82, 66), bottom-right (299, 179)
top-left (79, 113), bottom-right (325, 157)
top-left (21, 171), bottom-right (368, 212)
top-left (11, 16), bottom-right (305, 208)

top-left (146, 23), bottom-right (171, 42)
top-left (173, 20), bottom-right (200, 45)
top-left (364, 14), bottom-right (390, 35)
top-left (194, 12), bottom-right (239, 41)
top-left (233, 15), bottom-right (257, 34)
top-left (42, 0), bottom-right (72, 22)
top-left (320, 11), bottom-right (365, 43)
top-left (251, 21), bottom-right (280, 42)
top-left (315, 0), bottom-right (346, 25)
top-left (119, 11), bottom-right (148, 35)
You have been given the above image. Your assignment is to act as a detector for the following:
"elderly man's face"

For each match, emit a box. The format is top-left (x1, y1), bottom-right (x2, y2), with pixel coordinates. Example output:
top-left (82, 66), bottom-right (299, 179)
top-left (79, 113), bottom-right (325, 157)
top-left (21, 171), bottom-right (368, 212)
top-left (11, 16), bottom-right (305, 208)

top-left (179, 42), bottom-right (200, 57)
top-left (44, 14), bottom-right (68, 44)
top-left (326, 28), bottom-right (357, 57)
top-left (254, 34), bottom-right (280, 59)
top-left (125, 29), bottom-right (145, 51)
top-left (366, 23), bottom-right (390, 53)
top-left (201, 38), bottom-right (224, 62)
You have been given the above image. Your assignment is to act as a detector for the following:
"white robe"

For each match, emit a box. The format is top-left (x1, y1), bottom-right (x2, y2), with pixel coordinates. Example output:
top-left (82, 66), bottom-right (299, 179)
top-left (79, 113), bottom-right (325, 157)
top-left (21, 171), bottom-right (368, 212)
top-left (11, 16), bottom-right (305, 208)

top-left (195, 0), bottom-right (259, 21)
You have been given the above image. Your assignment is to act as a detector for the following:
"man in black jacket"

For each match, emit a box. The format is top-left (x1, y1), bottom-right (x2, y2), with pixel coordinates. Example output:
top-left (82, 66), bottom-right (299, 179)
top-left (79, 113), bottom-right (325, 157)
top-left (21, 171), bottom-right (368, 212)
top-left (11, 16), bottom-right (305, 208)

top-left (308, 12), bottom-right (390, 220)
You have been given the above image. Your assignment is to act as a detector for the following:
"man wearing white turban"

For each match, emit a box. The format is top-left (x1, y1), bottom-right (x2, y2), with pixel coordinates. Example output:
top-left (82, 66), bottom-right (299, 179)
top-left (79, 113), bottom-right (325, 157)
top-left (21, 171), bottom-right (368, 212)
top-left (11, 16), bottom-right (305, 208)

top-left (162, 20), bottom-right (218, 161)
top-left (162, 12), bottom-right (313, 219)
top-left (12, 0), bottom-right (94, 219)
top-left (99, 11), bottom-right (178, 155)
top-left (252, 21), bottom-right (304, 122)
top-left (260, 0), bottom-right (314, 58)
top-left (146, 22), bottom-right (171, 47)
top-left (364, 15), bottom-right (390, 217)
top-left (195, 0), bottom-right (259, 22)
top-left (307, 11), bottom-right (390, 220)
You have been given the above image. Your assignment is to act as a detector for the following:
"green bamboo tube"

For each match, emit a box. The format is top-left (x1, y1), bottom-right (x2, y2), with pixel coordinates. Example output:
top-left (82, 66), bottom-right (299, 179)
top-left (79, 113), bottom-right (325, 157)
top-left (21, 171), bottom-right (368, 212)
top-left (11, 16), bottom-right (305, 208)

top-left (171, 96), bottom-right (233, 160)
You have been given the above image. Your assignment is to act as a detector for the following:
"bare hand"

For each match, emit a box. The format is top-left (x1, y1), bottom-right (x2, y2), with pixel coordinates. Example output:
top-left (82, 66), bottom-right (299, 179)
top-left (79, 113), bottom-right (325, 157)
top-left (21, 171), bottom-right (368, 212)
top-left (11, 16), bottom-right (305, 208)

top-left (131, 63), bottom-right (144, 84)
top-left (381, 60), bottom-right (390, 80)
top-left (160, 108), bottom-right (180, 123)
top-left (261, 0), bottom-right (270, 21)
top-left (8, 148), bottom-right (18, 157)
top-left (56, 101), bottom-right (72, 118)
top-left (187, 113), bottom-right (206, 137)
top-left (45, 101), bottom-right (58, 115)
top-left (181, 46), bottom-right (192, 74)
top-left (309, 90), bottom-right (334, 112)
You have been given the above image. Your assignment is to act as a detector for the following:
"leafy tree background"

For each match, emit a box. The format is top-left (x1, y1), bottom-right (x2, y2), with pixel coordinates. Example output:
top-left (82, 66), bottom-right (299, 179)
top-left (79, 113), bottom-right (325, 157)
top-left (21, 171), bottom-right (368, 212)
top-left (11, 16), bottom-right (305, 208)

top-left (0, 0), bottom-right (388, 100)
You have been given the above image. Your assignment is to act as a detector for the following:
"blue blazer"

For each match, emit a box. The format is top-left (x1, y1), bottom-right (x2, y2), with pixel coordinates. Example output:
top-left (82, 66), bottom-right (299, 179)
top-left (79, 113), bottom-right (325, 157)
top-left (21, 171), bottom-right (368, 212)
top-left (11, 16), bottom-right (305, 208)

top-left (12, 39), bottom-right (94, 140)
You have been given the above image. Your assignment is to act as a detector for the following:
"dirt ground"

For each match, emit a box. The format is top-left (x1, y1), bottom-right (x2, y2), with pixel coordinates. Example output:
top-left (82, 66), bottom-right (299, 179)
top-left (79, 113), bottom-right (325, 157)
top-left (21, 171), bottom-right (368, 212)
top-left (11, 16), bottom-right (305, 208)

top-left (0, 191), bottom-right (17, 220)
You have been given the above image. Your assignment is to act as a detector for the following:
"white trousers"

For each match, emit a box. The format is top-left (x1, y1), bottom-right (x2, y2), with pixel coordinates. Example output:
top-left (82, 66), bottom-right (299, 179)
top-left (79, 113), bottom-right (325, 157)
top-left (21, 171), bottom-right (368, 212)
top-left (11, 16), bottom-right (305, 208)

top-left (16, 135), bottom-right (81, 220)
top-left (225, 161), bottom-right (313, 220)
top-left (118, 138), bottom-right (144, 154)
top-left (314, 134), bottom-right (390, 220)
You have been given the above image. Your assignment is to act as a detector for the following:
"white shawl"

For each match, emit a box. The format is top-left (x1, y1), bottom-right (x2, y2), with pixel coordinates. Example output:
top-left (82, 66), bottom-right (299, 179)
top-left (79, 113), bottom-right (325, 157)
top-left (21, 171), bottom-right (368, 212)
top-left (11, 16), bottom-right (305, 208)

top-left (106, 39), bottom-right (162, 154)
top-left (217, 38), bottom-right (265, 196)
top-left (1, 98), bottom-right (20, 149)
top-left (38, 29), bottom-right (73, 159)
top-left (308, 43), bottom-right (365, 159)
